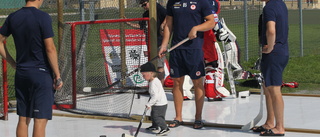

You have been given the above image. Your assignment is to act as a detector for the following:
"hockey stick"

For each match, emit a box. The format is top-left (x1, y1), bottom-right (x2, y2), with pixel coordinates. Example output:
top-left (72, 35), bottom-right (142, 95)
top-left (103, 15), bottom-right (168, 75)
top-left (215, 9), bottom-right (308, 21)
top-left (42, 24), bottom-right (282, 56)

top-left (122, 107), bottom-right (148, 137)
top-left (222, 41), bottom-right (237, 98)
top-left (241, 74), bottom-right (264, 131)
top-left (86, 38), bottom-right (189, 94)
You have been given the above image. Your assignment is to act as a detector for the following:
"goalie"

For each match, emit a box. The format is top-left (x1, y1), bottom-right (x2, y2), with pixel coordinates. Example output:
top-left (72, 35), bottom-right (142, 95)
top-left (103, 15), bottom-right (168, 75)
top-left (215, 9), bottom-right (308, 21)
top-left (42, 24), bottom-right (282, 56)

top-left (202, 0), bottom-right (244, 101)
top-left (214, 18), bottom-right (244, 79)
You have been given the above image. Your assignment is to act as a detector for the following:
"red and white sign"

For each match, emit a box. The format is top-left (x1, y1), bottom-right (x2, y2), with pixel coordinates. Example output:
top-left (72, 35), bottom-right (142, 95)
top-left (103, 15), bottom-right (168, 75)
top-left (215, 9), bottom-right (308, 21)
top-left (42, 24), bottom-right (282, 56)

top-left (100, 29), bottom-right (149, 88)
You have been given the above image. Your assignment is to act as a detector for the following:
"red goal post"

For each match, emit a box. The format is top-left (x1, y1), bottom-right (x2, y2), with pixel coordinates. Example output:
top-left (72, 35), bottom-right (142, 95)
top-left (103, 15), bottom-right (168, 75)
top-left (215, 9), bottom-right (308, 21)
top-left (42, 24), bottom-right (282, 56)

top-left (1, 40), bottom-right (8, 121)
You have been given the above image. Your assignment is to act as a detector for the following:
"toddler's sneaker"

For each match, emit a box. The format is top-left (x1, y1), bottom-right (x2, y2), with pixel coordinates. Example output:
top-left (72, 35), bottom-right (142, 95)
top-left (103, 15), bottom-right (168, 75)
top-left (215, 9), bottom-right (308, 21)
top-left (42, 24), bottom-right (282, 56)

top-left (146, 126), bottom-right (158, 132)
top-left (156, 128), bottom-right (170, 136)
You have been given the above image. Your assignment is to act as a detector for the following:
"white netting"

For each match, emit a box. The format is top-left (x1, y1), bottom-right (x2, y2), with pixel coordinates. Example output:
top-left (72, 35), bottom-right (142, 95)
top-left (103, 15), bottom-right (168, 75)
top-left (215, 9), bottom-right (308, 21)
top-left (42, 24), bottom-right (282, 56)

top-left (55, 19), bottom-right (149, 118)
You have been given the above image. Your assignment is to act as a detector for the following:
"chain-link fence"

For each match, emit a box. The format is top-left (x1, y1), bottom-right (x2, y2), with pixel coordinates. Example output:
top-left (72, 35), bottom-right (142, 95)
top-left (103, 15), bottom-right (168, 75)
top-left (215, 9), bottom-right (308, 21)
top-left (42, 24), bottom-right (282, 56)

top-left (1, 0), bottom-right (319, 58)
top-left (1, 0), bottom-right (320, 99)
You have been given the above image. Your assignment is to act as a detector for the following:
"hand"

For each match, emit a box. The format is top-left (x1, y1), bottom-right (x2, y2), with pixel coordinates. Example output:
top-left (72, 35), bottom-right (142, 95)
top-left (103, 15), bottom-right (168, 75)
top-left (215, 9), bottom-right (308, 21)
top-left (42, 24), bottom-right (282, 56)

top-left (158, 45), bottom-right (167, 58)
top-left (262, 45), bottom-right (274, 54)
top-left (188, 27), bottom-right (198, 40)
top-left (54, 77), bottom-right (63, 90)
top-left (123, 16), bottom-right (131, 25)
top-left (146, 105), bottom-right (151, 110)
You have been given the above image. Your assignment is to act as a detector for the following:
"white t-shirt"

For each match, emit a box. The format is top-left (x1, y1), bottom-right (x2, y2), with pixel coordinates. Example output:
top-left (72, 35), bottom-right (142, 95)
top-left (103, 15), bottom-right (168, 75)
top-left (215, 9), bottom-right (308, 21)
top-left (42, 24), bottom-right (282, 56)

top-left (146, 77), bottom-right (168, 107)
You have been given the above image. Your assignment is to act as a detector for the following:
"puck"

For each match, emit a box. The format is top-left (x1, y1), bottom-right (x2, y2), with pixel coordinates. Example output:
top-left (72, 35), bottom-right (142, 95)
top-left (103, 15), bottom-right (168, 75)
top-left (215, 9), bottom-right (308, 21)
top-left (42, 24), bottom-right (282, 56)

top-left (100, 135), bottom-right (107, 137)
top-left (241, 96), bottom-right (246, 98)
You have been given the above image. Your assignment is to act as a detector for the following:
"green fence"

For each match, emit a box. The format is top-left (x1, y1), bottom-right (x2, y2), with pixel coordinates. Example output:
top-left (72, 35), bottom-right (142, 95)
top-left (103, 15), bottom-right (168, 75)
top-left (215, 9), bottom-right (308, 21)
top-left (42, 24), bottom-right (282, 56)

top-left (0, 0), bottom-right (24, 9)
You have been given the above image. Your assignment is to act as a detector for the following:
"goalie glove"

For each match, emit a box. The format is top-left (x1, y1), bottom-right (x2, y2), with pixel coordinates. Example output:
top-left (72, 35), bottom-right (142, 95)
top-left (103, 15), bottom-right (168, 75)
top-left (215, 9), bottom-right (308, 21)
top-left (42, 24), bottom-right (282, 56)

top-left (213, 18), bottom-right (237, 42)
top-left (213, 22), bottom-right (229, 42)
top-left (218, 28), bottom-right (229, 42)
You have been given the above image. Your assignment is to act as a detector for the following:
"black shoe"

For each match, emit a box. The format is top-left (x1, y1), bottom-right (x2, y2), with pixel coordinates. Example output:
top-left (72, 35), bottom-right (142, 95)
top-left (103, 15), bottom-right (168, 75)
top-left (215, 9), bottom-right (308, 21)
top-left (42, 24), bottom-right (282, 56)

top-left (208, 98), bottom-right (223, 101)
top-left (146, 126), bottom-right (158, 131)
top-left (156, 128), bottom-right (170, 136)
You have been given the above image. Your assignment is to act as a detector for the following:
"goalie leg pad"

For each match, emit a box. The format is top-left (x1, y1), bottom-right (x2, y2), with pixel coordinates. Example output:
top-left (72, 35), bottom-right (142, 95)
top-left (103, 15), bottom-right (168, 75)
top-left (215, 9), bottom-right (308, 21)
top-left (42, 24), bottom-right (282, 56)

top-left (183, 75), bottom-right (194, 99)
top-left (205, 70), bottom-right (221, 99)
top-left (214, 69), bottom-right (230, 97)
top-left (225, 41), bottom-right (243, 76)
top-left (204, 70), bottom-right (230, 99)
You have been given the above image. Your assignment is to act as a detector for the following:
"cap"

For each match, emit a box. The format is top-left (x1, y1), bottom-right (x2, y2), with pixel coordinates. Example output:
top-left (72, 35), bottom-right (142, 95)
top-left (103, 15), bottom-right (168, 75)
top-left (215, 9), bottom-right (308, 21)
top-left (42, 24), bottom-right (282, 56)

top-left (140, 62), bottom-right (159, 73)
top-left (139, 0), bottom-right (148, 4)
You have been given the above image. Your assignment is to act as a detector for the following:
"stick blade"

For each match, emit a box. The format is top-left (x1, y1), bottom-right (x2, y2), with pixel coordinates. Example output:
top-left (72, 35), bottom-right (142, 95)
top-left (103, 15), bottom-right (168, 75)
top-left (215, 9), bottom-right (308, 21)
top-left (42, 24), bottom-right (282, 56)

top-left (241, 76), bottom-right (264, 131)
top-left (241, 112), bottom-right (263, 131)
top-left (121, 133), bottom-right (134, 137)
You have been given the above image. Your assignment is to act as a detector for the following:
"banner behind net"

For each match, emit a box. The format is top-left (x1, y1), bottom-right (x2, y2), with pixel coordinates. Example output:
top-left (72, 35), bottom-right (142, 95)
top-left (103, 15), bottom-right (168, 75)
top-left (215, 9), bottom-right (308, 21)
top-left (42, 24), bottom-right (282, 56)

top-left (55, 18), bottom-right (149, 117)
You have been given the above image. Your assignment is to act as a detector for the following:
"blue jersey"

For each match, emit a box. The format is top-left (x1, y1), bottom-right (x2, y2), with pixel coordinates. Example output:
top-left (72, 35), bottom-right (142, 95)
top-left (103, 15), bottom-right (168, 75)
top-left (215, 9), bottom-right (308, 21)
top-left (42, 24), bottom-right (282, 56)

top-left (167, 0), bottom-right (213, 49)
top-left (208, 0), bottom-right (220, 14)
top-left (0, 7), bottom-right (54, 69)
top-left (261, 0), bottom-right (289, 56)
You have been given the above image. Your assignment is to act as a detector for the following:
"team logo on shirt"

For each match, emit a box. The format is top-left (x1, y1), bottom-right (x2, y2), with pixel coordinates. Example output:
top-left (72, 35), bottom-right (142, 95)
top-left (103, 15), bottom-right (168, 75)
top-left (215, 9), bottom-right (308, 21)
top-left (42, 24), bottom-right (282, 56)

top-left (170, 68), bottom-right (174, 75)
top-left (190, 5), bottom-right (196, 10)
top-left (214, 14), bottom-right (219, 22)
top-left (196, 71), bottom-right (201, 76)
top-left (174, 2), bottom-right (181, 9)
top-left (183, 3), bottom-right (187, 7)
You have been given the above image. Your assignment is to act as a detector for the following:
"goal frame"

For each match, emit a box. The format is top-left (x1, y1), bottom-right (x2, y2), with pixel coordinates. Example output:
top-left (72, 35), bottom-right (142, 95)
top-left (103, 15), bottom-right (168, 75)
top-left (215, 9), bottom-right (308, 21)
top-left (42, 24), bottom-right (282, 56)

top-left (1, 41), bottom-right (8, 121)
top-left (53, 18), bottom-right (150, 110)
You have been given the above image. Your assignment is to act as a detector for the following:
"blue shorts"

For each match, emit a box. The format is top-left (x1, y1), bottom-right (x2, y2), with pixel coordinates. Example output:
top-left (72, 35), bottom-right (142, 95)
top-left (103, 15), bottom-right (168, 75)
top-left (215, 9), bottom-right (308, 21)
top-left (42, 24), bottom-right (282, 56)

top-left (260, 53), bottom-right (288, 87)
top-left (15, 67), bottom-right (54, 120)
top-left (169, 49), bottom-right (205, 79)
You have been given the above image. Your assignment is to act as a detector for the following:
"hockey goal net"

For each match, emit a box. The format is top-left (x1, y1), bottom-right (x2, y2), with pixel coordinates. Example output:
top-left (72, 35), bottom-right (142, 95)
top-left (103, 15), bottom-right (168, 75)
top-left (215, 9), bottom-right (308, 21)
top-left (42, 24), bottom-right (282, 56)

top-left (54, 18), bottom-right (150, 118)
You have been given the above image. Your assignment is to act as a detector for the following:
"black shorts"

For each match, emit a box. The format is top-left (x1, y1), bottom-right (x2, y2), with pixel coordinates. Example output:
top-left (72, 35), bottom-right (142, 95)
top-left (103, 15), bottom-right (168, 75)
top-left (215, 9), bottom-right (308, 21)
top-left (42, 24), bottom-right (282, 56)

top-left (261, 53), bottom-right (288, 87)
top-left (15, 67), bottom-right (54, 120)
top-left (169, 49), bottom-right (205, 79)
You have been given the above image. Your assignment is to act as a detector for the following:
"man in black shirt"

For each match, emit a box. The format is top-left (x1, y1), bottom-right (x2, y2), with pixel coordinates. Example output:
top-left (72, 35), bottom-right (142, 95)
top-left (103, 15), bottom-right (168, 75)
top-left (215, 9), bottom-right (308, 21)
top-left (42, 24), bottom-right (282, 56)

top-left (125, 0), bottom-right (167, 84)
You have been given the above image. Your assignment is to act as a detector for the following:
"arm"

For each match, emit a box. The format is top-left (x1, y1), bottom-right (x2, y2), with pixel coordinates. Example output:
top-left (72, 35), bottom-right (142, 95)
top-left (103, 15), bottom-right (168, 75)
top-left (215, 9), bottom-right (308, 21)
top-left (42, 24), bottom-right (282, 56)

top-left (188, 14), bottom-right (215, 40)
top-left (158, 15), bottom-right (173, 58)
top-left (146, 83), bottom-right (161, 109)
top-left (0, 34), bottom-right (16, 69)
top-left (123, 16), bottom-right (141, 29)
top-left (263, 21), bottom-right (276, 53)
top-left (44, 37), bottom-right (63, 90)
top-left (146, 89), bottom-right (157, 109)
top-left (126, 22), bottom-right (140, 29)
top-left (160, 18), bottom-right (167, 36)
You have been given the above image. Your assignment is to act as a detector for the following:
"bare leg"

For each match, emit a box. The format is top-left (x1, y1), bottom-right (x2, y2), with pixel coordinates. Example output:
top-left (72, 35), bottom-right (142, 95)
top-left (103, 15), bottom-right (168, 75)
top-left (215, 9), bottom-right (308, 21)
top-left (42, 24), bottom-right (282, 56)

top-left (16, 116), bottom-right (31, 137)
top-left (168, 76), bottom-right (184, 127)
top-left (267, 86), bottom-right (285, 134)
top-left (262, 85), bottom-right (275, 129)
top-left (32, 118), bottom-right (48, 137)
top-left (192, 77), bottom-right (205, 121)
